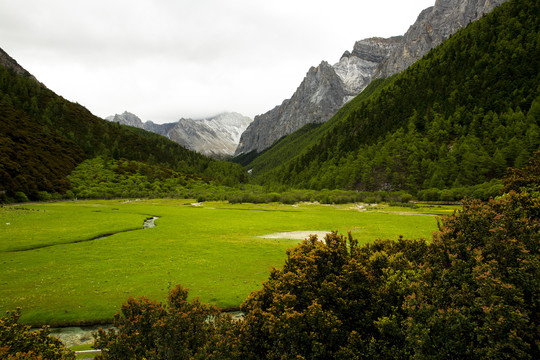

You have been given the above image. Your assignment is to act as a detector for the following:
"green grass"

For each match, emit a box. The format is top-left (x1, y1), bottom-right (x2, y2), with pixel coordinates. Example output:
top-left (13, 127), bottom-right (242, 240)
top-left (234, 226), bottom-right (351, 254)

top-left (0, 199), bottom-right (451, 326)
top-left (0, 202), bottom-right (150, 252)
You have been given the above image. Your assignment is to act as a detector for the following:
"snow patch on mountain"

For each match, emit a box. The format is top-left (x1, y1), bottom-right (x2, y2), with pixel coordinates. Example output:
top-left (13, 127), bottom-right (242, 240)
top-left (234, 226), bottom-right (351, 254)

top-left (106, 111), bottom-right (252, 158)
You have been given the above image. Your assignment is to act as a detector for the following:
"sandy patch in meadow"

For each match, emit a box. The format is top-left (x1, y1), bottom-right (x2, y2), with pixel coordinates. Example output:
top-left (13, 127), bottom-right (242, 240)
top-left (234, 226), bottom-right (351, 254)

top-left (258, 231), bottom-right (330, 240)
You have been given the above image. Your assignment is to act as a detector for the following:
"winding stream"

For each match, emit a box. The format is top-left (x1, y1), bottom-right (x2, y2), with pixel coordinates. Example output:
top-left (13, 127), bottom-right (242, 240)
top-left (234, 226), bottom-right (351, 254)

top-left (10, 216), bottom-right (160, 252)
top-left (93, 216), bottom-right (158, 240)
top-left (143, 216), bottom-right (158, 229)
top-left (50, 311), bottom-right (245, 348)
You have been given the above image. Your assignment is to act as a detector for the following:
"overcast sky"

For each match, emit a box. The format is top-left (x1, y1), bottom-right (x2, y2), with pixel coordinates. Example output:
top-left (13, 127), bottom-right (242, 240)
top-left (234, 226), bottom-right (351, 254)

top-left (1, 0), bottom-right (434, 123)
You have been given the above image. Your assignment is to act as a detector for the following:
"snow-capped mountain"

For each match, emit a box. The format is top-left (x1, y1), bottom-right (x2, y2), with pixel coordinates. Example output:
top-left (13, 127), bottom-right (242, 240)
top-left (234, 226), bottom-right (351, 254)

top-left (106, 111), bottom-right (252, 158)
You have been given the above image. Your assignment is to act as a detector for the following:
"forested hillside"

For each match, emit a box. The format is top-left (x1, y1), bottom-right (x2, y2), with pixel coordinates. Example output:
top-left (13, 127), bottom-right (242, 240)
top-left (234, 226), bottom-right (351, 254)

top-left (0, 102), bottom-right (85, 201)
top-left (244, 0), bottom-right (539, 200)
top-left (0, 59), bottom-right (245, 201)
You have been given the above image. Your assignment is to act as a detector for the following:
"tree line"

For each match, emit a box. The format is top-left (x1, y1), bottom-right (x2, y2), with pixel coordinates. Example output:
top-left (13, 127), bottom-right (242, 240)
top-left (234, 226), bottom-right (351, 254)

top-left (67, 156), bottom-right (503, 204)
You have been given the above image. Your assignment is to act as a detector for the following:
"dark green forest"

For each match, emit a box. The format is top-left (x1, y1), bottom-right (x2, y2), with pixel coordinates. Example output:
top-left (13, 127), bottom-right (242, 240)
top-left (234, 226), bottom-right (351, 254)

top-left (241, 0), bottom-right (540, 200)
top-left (0, 62), bottom-right (245, 201)
top-left (0, 102), bottom-right (85, 202)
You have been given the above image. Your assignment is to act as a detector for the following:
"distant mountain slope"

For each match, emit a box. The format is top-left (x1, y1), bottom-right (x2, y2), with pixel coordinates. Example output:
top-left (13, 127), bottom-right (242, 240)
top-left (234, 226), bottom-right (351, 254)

top-left (0, 49), bottom-right (246, 201)
top-left (235, 0), bottom-right (509, 156)
top-left (248, 0), bottom-right (539, 194)
top-left (107, 112), bottom-right (252, 158)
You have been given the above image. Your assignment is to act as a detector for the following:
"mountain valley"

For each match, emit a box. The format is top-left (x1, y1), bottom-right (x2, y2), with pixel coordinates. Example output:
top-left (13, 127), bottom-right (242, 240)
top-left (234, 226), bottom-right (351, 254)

top-left (0, 1), bottom-right (539, 358)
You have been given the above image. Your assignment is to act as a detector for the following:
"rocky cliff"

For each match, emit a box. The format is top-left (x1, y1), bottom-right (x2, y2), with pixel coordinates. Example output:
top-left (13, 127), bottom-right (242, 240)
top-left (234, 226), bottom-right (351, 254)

top-left (334, 36), bottom-right (403, 102)
top-left (236, 61), bottom-right (347, 154)
top-left (107, 111), bottom-right (252, 158)
top-left (235, 0), bottom-right (509, 156)
top-left (378, 0), bottom-right (509, 77)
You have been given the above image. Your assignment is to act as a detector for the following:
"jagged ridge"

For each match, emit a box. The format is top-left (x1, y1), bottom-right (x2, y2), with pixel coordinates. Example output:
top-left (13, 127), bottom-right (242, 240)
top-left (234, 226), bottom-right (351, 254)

top-left (107, 112), bottom-right (252, 158)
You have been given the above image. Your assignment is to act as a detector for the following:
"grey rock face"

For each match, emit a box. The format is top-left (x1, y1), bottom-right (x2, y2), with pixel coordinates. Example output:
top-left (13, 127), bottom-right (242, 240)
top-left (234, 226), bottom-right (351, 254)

top-left (167, 113), bottom-right (252, 157)
top-left (334, 36), bottom-right (403, 102)
top-left (235, 0), bottom-right (509, 156)
top-left (106, 111), bottom-right (252, 158)
top-left (106, 112), bottom-right (144, 128)
top-left (378, 0), bottom-right (508, 77)
top-left (0, 47), bottom-right (38, 81)
top-left (141, 120), bottom-right (174, 137)
top-left (236, 61), bottom-right (347, 154)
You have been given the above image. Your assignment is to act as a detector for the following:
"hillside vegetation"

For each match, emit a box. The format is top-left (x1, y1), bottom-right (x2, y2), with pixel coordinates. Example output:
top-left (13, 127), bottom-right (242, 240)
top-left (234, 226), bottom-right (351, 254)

top-left (0, 63), bottom-right (245, 201)
top-left (243, 0), bottom-right (539, 200)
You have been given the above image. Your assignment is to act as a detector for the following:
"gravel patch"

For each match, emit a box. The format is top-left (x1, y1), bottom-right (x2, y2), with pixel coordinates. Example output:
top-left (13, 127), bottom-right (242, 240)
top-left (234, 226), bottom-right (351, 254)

top-left (258, 231), bottom-right (330, 240)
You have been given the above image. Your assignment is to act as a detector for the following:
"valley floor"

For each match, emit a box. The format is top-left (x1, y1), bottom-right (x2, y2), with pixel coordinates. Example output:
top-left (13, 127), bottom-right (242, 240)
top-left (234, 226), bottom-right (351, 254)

top-left (0, 199), bottom-right (455, 326)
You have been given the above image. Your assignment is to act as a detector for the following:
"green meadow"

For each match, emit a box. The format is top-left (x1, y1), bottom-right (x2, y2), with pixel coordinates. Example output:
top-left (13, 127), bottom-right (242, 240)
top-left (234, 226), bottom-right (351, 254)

top-left (0, 199), bottom-right (454, 326)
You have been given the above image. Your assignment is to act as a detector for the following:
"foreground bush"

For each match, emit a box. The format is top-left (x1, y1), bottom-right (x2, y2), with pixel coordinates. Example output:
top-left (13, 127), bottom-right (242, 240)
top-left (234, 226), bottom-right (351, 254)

top-left (404, 193), bottom-right (539, 359)
top-left (234, 154), bottom-right (539, 359)
top-left (0, 308), bottom-right (74, 359)
top-left (93, 285), bottom-right (228, 359)
top-left (236, 233), bottom-right (428, 359)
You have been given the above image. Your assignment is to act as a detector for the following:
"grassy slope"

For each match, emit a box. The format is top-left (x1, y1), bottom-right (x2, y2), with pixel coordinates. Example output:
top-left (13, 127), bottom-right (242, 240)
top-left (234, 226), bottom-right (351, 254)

top-left (0, 199), bottom-right (447, 326)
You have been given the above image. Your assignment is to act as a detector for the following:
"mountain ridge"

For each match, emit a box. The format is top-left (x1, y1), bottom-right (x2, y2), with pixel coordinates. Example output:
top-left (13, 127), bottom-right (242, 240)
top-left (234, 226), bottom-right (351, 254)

top-left (235, 0), bottom-right (510, 156)
top-left (0, 47), bottom-right (37, 81)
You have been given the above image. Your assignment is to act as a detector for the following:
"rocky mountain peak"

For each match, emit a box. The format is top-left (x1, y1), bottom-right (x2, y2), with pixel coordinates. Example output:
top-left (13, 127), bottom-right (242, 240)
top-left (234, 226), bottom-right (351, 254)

top-left (107, 111), bottom-right (144, 128)
top-left (235, 0), bottom-right (509, 157)
top-left (235, 62), bottom-right (347, 155)
top-left (340, 50), bottom-right (351, 60)
top-left (334, 36), bottom-right (403, 97)
top-left (351, 37), bottom-right (403, 63)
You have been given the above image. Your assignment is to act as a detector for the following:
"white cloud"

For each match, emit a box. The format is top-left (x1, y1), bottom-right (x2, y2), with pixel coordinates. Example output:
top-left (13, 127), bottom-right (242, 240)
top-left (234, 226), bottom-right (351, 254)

top-left (0, 0), bottom-right (434, 123)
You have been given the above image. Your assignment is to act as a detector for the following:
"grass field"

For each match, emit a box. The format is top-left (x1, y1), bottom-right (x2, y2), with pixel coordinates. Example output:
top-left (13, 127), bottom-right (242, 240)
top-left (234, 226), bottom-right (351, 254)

top-left (0, 199), bottom-right (456, 326)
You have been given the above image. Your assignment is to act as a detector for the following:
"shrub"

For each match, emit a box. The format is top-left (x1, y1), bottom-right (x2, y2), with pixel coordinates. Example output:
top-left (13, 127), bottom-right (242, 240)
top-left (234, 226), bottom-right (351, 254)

top-left (418, 188), bottom-right (440, 201)
top-left (37, 191), bottom-right (52, 201)
top-left (94, 285), bottom-right (223, 359)
top-left (14, 192), bottom-right (28, 203)
top-left (439, 189), bottom-right (455, 202)
top-left (0, 308), bottom-right (75, 359)
top-left (404, 193), bottom-right (539, 358)
top-left (237, 232), bottom-right (428, 359)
